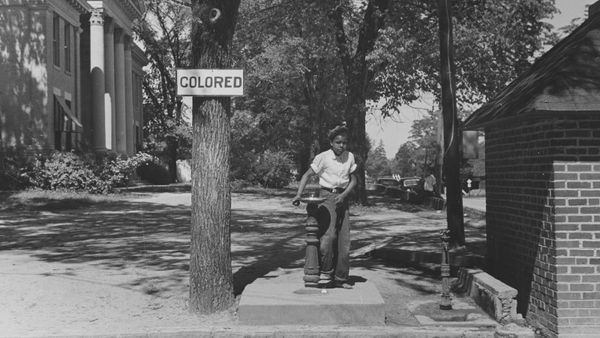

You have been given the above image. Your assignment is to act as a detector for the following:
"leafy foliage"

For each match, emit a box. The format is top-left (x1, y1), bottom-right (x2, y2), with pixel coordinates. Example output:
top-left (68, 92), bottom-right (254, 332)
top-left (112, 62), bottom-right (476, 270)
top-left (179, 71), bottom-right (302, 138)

top-left (21, 152), bottom-right (154, 194)
top-left (136, 159), bottom-right (173, 185)
top-left (365, 140), bottom-right (391, 178)
top-left (134, 0), bottom-right (193, 181)
top-left (372, 0), bottom-right (558, 115)
top-left (0, 148), bottom-right (32, 190)
top-left (391, 110), bottom-right (441, 178)
top-left (95, 152), bottom-right (155, 189)
top-left (253, 150), bottom-right (295, 189)
top-left (131, 0), bottom-right (558, 191)
top-left (391, 142), bottom-right (420, 177)
top-left (233, 0), bottom-right (347, 175)
top-left (238, 0), bottom-right (558, 203)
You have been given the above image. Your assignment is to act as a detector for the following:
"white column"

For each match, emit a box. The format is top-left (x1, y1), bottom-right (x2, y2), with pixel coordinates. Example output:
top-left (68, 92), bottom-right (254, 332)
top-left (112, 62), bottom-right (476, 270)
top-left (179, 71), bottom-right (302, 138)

top-left (124, 36), bottom-right (134, 154)
top-left (114, 28), bottom-right (127, 154)
top-left (89, 8), bottom-right (106, 150)
top-left (104, 18), bottom-right (115, 150)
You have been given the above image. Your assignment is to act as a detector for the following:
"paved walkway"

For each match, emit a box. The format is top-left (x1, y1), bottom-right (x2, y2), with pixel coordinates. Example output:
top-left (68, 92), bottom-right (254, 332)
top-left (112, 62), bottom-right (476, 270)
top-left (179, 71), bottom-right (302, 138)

top-left (462, 196), bottom-right (486, 213)
top-left (0, 190), bottom-right (521, 337)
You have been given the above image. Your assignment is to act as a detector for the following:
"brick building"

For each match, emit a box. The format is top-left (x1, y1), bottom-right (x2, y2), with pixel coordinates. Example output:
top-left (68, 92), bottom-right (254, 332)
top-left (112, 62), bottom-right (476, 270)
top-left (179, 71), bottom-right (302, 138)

top-left (463, 3), bottom-right (600, 337)
top-left (0, 0), bottom-right (146, 155)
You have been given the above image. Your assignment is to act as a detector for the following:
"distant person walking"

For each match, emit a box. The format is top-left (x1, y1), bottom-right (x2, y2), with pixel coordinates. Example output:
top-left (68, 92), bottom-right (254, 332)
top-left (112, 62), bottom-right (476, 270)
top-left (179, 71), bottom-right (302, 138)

top-left (293, 124), bottom-right (357, 289)
top-left (424, 171), bottom-right (437, 197)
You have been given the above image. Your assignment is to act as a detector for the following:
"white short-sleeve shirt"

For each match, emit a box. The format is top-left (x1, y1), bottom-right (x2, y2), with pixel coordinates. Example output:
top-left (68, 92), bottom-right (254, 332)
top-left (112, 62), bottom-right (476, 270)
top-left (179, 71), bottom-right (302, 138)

top-left (310, 149), bottom-right (357, 189)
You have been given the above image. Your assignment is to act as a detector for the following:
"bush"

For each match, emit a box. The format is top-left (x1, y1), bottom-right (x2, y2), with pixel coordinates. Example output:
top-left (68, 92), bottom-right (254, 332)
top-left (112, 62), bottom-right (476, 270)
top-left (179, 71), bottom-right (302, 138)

top-left (136, 159), bottom-right (172, 185)
top-left (0, 149), bottom-right (31, 190)
top-left (22, 151), bottom-right (155, 194)
top-left (24, 152), bottom-right (98, 192)
top-left (94, 152), bottom-right (154, 191)
top-left (253, 150), bottom-right (294, 189)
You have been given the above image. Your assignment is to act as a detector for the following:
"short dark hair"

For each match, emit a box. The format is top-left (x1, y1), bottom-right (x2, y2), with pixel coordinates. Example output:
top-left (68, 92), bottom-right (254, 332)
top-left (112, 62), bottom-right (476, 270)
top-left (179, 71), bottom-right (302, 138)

top-left (328, 125), bottom-right (349, 142)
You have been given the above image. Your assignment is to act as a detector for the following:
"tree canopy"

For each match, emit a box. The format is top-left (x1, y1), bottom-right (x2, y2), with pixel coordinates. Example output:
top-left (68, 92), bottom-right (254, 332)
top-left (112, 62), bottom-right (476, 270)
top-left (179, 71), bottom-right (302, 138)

top-left (366, 140), bottom-right (391, 178)
top-left (135, 0), bottom-right (559, 191)
top-left (231, 0), bottom-right (558, 202)
top-left (372, 0), bottom-right (558, 115)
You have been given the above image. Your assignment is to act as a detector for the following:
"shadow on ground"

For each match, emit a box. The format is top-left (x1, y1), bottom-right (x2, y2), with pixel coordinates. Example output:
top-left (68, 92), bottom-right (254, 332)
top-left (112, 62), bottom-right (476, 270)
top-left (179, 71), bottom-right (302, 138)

top-left (0, 190), bottom-right (486, 305)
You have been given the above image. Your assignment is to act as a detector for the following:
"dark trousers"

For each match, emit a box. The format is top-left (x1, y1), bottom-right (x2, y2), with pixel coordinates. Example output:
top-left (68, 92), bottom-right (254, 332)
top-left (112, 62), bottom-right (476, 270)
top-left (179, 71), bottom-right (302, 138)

top-left (315, 189), bottom-right (350, 282)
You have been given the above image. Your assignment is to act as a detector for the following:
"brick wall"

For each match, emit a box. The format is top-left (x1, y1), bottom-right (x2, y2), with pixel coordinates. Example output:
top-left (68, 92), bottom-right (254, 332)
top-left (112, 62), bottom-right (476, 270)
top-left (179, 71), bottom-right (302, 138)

top-left (485, 115), bottom-right (600, 337)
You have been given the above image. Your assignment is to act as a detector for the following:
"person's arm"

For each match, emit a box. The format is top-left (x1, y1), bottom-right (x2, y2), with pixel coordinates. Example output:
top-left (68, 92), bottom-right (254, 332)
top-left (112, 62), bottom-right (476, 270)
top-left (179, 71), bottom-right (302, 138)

top-left (292, 168), bottom-right (316, 205)
top-left (335, 173), bottom-right (357, 205)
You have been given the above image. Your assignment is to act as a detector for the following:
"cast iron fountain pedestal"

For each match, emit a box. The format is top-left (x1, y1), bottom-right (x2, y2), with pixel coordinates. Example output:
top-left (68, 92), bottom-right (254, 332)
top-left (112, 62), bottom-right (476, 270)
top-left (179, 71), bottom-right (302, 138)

top-left (440, 229), bottom-right (452, 309)
top-left (295, 196), bottom-right (324, 287)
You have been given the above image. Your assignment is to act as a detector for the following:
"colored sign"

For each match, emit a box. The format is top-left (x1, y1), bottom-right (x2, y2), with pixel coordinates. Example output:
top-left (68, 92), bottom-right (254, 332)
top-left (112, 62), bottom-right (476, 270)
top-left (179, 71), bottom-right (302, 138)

top-left (176, 69), bottom-right (244, 96)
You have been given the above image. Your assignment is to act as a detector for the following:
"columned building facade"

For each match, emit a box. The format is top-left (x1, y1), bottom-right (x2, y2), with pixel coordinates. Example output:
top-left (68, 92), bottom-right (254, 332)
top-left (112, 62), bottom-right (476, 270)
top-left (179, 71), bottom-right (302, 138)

top-left (0, 0), bottom-right (146, 156)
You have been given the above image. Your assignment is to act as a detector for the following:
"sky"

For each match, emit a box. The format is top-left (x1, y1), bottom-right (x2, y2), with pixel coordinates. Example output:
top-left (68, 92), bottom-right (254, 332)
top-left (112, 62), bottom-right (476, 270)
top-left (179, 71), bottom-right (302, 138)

top-left (367, 0), bottom-right (597, 159)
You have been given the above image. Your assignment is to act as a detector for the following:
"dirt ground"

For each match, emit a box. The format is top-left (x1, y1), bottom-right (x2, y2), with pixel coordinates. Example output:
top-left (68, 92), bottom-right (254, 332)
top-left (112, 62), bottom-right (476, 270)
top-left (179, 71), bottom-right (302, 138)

top-left (0, 189), bottom-right (486, 337)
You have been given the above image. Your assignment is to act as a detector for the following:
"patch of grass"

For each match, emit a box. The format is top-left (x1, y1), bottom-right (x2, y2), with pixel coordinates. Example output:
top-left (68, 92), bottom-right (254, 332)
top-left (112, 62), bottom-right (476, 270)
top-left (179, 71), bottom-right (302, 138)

top-left (0, 189), bottom-right (136, 212)
top-left (116, 183), bottom-right (191, 193)
top-left (233, 185), bottom-right (297, 197)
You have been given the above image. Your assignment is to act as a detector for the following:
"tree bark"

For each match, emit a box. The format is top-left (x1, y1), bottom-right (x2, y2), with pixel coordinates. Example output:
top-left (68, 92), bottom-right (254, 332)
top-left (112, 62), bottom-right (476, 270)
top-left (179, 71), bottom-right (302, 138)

top-left (189, 0), bottom-right (240, 314)
top-left (438, 0), bottom-right (465, 247)
top-left (303, 71), bottom-right (322, 163)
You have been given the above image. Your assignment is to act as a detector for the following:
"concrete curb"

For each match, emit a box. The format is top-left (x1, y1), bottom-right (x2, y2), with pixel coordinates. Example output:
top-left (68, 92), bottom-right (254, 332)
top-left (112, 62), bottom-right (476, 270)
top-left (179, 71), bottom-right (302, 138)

top-left (11, 325), bottom-right (499, 338)
top-left (372, 247), bottom-right (485, 271)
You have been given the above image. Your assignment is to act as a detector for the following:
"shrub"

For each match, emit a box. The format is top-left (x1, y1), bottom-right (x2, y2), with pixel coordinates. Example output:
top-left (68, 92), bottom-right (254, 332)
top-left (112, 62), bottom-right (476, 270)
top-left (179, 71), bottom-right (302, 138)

top-left (136, 159), bottom-right (172, 185)
top-left (253, 150), bottom-right (294, 189)
top-left (25, 152), bottom-right (98, 192)
top-left (22, 151), bottom-right (156, 193)
top-left (0, 149), bottom-right (33, 190)
top-left (94, 152), bottom-right (154, 191)
top-left (230, 150), bottom-right (258, 182)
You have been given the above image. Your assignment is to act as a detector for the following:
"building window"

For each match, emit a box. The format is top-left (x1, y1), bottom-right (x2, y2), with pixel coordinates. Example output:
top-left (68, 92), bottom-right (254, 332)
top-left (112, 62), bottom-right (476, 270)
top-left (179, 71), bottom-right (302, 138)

top-left (54, 97), bottom-right (65, 149)
top-left (54, 96), bottom-right (82, 151)
top-left (53, 14), bottom-right (60, 67)
top-left (64, 22), bottom-right (71, 73)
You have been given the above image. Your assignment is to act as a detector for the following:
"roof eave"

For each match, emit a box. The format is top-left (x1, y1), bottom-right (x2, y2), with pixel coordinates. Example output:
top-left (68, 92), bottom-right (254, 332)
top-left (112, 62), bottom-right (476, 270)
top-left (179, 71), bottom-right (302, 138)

top-left (464, 14), bottom-right (600, 130)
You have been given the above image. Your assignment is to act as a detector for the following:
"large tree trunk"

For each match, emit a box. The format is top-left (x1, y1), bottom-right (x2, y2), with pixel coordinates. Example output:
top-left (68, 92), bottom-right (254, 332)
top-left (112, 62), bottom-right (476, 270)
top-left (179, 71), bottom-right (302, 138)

top-left (190, 98), bottom-right (234, 312)
top-left (189, 0), bottom-right (240, 314)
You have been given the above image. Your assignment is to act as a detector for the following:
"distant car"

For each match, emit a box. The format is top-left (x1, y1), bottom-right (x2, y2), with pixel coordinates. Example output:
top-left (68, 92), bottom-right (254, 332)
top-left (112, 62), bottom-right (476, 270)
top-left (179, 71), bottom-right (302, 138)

top-left (400, 177), bottom-right (422, 189)
top-left (377, 177), bottom-right (401, 187)
top-left (369, 177), bottom-right (403, 196)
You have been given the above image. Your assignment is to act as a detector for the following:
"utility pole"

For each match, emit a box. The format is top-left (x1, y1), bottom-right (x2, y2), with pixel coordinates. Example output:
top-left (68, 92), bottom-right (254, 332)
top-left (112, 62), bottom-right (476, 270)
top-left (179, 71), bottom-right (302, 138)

top-left (438, 0), bottom-right (465, 247)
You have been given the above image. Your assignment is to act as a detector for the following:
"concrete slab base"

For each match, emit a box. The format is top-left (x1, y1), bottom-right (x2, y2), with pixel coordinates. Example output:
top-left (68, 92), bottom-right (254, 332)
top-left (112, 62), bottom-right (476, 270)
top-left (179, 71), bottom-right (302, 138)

top-left (407, 299), bottom-right (497, 328)
top-left (238, 270), bottom-right (385, 325)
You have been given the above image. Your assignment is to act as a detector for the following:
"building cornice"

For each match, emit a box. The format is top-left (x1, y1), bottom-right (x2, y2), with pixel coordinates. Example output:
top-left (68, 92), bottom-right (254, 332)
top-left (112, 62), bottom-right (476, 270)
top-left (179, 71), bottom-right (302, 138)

top-left (0, 0), bottom-right (92, 15)
top-left (115, 0), bottom-right (144, 20)
top-left (66, 0), bottom-right (92, 14)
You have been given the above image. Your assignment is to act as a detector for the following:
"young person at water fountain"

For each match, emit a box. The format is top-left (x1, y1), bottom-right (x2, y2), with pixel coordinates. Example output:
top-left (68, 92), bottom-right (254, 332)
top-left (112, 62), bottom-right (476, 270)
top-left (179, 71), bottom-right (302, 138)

top-left (292, 124), bottom-right (357, 289)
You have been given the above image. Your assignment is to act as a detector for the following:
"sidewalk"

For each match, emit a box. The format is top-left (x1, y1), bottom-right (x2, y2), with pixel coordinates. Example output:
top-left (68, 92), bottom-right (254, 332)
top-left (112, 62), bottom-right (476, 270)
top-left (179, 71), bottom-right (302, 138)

top-left (0, 190), bottom-right (522, 337)
top-left (462, 196), bottom-right (486, 213)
